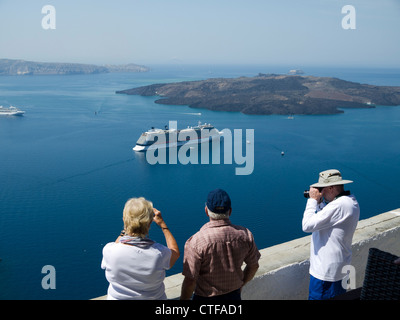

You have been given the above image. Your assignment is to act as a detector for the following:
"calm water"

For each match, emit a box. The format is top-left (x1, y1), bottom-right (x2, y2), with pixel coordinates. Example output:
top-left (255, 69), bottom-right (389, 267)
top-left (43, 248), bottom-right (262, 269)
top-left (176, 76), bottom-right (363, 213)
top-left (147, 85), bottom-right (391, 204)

top-left (1, 65), bottom-right (400, 299)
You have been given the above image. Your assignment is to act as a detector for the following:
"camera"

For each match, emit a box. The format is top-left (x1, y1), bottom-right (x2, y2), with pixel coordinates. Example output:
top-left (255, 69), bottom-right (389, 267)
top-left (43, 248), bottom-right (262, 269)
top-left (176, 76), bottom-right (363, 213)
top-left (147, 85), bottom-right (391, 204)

top-left (304, 187), bottom-right (325, 198)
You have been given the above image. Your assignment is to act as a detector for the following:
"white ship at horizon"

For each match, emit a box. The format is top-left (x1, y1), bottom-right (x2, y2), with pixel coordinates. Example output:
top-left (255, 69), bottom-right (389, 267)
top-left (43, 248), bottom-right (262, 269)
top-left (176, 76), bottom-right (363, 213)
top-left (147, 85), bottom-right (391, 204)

top-left (0, 106), bottom-right (25, 116)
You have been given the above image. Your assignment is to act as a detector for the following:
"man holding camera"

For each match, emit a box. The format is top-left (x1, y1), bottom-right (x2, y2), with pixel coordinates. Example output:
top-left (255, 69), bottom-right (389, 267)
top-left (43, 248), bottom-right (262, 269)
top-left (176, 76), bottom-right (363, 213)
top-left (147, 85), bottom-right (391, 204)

top-left (302, 169), bottom-right (360, 300)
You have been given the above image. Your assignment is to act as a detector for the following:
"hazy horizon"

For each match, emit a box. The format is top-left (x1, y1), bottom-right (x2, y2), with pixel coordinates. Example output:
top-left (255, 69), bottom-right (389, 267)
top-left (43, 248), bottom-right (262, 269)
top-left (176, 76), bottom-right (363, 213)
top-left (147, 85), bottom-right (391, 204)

top-left (1, 0), bottom-right (399, 68)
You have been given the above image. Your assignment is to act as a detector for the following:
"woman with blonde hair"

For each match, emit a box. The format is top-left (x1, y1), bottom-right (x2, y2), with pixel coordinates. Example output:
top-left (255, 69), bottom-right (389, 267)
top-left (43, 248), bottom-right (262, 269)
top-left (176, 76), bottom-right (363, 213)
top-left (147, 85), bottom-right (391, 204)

top-left (101, 197), bottom-right (180, 300)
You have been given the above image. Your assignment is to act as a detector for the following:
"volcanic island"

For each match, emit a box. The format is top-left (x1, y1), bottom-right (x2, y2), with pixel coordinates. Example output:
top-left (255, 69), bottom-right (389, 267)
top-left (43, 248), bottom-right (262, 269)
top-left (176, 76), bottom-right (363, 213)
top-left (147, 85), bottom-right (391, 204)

top-left (116, 74), bottom-right (400, 115)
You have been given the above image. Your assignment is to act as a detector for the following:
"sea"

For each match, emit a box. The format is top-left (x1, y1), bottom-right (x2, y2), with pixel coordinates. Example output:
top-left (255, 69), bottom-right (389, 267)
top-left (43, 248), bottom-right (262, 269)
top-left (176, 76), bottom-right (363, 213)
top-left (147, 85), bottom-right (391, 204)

top-left (1, 65), bottom-right (400, 300)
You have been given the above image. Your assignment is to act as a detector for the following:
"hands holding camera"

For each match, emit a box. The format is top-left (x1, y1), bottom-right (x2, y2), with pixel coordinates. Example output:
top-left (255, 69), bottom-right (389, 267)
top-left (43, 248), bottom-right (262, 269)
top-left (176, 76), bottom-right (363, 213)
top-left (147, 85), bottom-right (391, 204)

top-left (308, 187), bottom-right (323, 201)
top-left (304, 187), bottom-right (324, 202)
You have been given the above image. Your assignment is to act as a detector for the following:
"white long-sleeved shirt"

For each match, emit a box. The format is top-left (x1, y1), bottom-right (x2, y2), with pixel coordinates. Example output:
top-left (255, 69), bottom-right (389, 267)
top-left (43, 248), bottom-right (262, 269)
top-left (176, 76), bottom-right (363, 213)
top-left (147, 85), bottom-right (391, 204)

top-left (302, 195), bottom-right (360, 281)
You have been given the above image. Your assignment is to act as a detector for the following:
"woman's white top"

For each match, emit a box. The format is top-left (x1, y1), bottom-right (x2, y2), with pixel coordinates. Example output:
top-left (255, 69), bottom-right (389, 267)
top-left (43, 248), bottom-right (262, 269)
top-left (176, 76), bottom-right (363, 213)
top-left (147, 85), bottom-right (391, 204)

top-left (101, 242), bottom-right (171, 300)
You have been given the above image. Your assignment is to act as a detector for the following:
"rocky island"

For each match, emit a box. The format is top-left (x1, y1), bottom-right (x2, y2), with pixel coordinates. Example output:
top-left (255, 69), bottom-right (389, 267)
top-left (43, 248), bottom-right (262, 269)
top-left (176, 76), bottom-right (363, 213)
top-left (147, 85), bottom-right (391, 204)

top-left (116, 74), bottom-right (400, 115)
top-left (0, 59), bottom-right (149, 75)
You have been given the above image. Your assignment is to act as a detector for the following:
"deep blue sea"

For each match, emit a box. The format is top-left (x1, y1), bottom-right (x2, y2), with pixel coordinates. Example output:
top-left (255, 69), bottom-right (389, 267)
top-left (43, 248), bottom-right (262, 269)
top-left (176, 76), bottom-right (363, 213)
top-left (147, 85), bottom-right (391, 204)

top-left (1, 65), bottom-right (400, 299)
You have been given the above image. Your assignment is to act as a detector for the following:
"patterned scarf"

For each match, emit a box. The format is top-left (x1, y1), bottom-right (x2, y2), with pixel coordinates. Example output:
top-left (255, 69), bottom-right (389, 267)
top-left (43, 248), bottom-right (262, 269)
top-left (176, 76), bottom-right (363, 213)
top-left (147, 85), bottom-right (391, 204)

top-left (119, 235), bottom-right (155, 248)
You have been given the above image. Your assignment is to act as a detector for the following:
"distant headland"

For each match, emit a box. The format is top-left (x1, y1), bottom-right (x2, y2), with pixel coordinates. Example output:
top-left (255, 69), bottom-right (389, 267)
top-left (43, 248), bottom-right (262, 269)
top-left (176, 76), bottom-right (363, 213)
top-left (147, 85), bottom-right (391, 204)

top-left (0, 59), bottom-right (149, 75)
top-left (116, 74), bottom-right (400, 115)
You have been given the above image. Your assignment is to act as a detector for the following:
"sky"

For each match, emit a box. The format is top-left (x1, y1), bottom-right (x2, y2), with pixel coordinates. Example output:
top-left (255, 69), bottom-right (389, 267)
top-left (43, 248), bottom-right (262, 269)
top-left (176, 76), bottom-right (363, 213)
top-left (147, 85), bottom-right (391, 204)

top-left (0, 0), bottom-right (399, 67)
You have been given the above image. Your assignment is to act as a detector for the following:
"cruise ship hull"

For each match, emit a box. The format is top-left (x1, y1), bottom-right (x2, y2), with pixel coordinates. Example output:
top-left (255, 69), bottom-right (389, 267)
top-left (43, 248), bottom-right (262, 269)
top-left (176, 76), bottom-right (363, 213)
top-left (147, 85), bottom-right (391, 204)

top-left (133, 135), bottom-right (220, 152)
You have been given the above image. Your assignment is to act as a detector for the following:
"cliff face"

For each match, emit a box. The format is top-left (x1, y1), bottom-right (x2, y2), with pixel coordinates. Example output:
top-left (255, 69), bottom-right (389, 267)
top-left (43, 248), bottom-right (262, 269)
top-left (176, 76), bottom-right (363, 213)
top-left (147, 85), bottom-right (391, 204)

top-left (116, 74), bottom-right (400, 115)
top-left (0, 59), bottom-right (149, 75)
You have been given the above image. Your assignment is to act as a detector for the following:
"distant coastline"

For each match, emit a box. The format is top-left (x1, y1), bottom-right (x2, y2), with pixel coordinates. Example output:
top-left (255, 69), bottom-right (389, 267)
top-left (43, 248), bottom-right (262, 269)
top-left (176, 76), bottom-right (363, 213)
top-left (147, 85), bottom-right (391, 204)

top-left (0, 58), bottom-right (149, 76)
top-left (116, 74), bottom-right (400, 115)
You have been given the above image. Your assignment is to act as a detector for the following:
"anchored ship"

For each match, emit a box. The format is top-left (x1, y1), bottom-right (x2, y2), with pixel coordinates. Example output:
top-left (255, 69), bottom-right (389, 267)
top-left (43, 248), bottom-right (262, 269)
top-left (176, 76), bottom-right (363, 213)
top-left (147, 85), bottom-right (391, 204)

top-left (133, 121), bottom-right (221, 152)
top-left (0, 106), bottom-right (25, 116)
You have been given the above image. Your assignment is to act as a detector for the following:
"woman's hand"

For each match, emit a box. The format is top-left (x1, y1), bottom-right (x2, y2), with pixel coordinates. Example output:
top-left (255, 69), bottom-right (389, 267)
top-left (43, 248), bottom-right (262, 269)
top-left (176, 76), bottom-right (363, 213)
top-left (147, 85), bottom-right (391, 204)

top-left (153, 208), bottom-right (167, 229)
top-left (152, 207), bottom-right (180, 268)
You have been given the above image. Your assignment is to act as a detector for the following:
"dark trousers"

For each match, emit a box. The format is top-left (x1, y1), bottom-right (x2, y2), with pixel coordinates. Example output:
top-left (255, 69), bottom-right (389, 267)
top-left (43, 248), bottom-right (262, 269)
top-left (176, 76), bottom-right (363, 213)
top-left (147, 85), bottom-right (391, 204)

top-left (308, 275), bottom-right (346, 300)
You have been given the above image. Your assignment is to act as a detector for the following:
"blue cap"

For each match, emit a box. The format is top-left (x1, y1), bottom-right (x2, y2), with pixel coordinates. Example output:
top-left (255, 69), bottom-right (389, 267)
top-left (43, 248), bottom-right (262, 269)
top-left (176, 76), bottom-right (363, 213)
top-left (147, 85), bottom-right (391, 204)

top-left (206, 189), bottom-right (231, 214)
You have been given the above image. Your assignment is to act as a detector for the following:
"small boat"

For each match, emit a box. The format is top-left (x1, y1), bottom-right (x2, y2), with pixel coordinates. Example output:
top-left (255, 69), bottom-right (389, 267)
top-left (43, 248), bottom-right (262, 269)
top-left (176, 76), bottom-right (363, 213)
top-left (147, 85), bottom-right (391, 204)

top-left (288, 69), bottom-right (304, 75)
top-left (0, 106), bottom-right (25, 116)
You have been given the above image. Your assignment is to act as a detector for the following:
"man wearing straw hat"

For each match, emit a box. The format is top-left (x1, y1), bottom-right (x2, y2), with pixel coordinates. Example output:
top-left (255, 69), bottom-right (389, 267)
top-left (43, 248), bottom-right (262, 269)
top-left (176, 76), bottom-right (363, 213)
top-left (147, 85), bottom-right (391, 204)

top-left (302, 169), bottom-right (360, 300)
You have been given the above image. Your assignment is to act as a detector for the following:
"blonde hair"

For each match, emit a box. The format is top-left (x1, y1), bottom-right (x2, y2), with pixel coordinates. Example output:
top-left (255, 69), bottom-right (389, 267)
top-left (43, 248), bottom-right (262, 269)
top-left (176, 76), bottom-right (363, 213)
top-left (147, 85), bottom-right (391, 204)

top-left (123, 197), bottom-right (154, 238)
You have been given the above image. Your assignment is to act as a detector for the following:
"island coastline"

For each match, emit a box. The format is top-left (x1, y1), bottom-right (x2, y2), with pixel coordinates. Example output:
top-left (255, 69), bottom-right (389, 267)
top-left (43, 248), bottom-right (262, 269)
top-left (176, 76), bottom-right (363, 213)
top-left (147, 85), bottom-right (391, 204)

top-left (116, 74), bottom-right (400, 115)
top-left (0, 58), bottom-right (149, 76)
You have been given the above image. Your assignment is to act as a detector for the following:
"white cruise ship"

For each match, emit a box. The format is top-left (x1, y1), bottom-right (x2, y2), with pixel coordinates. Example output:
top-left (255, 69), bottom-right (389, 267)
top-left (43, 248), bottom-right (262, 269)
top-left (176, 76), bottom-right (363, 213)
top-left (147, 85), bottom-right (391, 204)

top-left (0, 106), bottom-right (25, 116)
top-left (133, 121), bottom-right (221, 152)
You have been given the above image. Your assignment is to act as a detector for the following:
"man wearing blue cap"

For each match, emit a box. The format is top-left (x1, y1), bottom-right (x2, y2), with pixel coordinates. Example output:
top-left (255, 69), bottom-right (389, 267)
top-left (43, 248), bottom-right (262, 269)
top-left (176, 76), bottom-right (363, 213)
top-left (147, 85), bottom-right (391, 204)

top-left (180, 189), bottom-right (260, 300)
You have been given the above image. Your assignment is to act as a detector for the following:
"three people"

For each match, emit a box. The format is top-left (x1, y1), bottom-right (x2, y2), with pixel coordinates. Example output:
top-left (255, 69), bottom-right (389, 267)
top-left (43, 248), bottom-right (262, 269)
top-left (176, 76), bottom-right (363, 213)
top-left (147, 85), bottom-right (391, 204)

top-left (102, 170), bottom-right (362, 300)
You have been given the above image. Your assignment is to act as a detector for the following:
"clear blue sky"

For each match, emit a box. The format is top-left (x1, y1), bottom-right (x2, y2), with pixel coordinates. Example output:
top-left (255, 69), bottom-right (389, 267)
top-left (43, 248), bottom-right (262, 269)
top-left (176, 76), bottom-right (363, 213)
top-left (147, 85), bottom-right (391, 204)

top-left (1, 0), bottom-right (399, 67)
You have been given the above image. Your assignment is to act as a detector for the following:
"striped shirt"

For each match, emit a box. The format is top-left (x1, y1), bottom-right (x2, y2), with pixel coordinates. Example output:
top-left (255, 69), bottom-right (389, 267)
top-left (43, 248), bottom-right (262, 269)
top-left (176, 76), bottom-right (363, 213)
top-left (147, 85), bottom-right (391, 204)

top-left (182, 219), bottom-right (260, 297)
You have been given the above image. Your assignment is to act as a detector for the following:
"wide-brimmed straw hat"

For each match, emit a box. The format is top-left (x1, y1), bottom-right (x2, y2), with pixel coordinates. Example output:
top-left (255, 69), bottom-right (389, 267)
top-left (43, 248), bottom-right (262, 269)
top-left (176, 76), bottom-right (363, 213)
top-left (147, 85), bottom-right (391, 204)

top-left (310, 169), bottom-right (353, 188)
